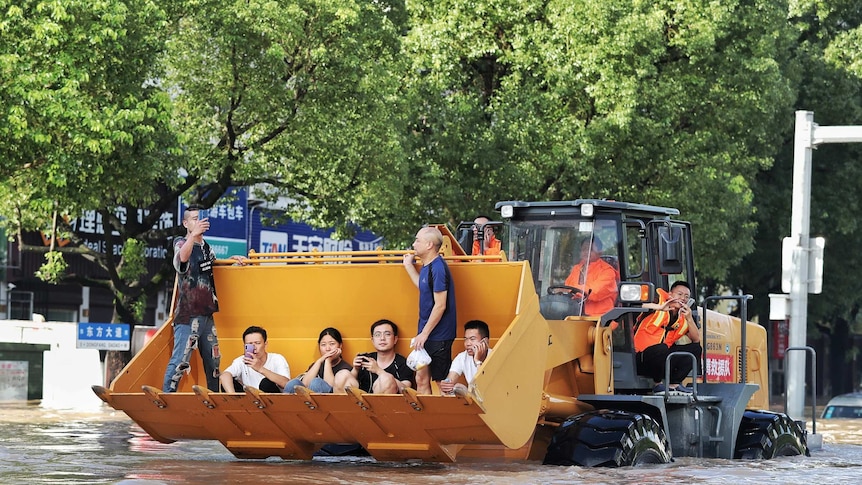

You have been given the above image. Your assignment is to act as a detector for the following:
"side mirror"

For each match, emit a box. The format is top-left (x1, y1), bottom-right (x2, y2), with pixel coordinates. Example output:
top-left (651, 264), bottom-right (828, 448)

top-left (657, 226), bottom-right (684, 274)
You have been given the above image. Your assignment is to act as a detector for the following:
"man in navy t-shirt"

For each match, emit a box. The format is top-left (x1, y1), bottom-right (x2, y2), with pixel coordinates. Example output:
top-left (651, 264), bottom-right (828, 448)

top-left (402, 226), bottom-right (457, 394)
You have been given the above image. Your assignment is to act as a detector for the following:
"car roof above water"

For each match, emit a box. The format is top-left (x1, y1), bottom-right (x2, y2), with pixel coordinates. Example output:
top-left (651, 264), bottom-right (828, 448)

top-left (821, 392), bottom-right (862, 418)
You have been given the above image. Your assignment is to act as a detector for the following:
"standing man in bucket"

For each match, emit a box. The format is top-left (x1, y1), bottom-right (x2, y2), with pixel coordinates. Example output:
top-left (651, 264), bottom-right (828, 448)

top-left (162, 205), bottom-right (246, 392)
top-left (402, 226), bottom-right (457, 394)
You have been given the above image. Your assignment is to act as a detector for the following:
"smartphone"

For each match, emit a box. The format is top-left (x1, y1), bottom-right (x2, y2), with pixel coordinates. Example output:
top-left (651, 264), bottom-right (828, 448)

top-left (198, 208), bottom-right (208, 220)
top-left (244, 343), bottom-right (254, 358)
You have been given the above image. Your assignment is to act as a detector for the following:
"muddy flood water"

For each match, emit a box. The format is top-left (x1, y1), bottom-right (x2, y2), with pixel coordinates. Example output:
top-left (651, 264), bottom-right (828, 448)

top-left (1, 402), bottom-right (861, 484)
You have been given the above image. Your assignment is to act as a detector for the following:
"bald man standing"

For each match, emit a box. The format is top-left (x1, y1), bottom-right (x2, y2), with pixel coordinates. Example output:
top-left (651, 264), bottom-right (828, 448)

top-left (402, 226), bottom-right (457, 394)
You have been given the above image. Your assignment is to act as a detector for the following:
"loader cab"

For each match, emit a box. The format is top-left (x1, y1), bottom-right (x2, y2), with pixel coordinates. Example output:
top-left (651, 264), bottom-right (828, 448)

top-left (496, 199), bottom-right (696, 308)
top-left (495, 200), bottom-right (697, 389)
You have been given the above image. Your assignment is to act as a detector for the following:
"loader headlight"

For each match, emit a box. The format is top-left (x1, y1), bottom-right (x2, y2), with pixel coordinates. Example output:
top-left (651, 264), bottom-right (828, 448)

top-left (619, 283), bottom-right (655, 303)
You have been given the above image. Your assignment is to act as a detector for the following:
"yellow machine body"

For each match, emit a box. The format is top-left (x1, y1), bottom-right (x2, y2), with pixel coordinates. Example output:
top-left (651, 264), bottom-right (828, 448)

top-left (95, 225), bottom-right (770, 462)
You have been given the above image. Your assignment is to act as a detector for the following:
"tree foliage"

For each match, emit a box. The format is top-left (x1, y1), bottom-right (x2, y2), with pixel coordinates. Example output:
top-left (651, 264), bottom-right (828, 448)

top-left (163, 0), bottom-right (407, 233)
top-left (0, 0), bottom-right (406, 323)
top-left (0, 0), bottom-right (180, 323)
top-left (396, 0), bottom-right (797, 282)
top-left (733, 1), bottom-right (862, 358)
top-left (1, 0), bottom-right (860, 349)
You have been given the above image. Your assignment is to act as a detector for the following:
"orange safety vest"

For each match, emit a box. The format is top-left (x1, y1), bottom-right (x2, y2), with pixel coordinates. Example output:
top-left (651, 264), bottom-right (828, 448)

top-left (471, 236), bottom-right (501, 256)
top-left (633, 288), bottom-right (690, 352)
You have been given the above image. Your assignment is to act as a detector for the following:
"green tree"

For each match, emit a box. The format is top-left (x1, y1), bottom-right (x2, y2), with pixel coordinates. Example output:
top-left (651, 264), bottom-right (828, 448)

top-left (397, 0), bottom-right (798, 284)
top-left (0, 0), bottom-right (181, 325)
top-left (0, 0), bottom-right (407, 381)
top-left (733, 1), bottom-right (862, 393)
top-left (163, 0), bottom-right (408, 235)
top-left (0, 0), bottom-right (407, 320)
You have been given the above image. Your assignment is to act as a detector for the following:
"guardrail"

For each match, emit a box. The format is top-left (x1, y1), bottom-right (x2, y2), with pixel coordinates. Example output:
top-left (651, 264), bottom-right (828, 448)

top-left (784, 345), bottom-right (818, 434)
top-left (216, 249), bottom-right (506, 265)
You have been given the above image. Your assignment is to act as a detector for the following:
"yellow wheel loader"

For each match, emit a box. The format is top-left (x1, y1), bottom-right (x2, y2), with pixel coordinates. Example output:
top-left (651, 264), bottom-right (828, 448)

top-left (94, 199), bottom-right (808, 466)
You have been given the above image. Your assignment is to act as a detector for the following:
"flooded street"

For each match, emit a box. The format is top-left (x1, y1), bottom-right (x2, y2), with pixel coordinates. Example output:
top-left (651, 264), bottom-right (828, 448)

top-left (1, 402), bottom-right (862, 484)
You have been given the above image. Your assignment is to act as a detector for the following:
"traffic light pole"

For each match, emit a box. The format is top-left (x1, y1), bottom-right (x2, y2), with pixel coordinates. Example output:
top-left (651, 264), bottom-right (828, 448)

top-left (786, 111), bottom-right (862, 420)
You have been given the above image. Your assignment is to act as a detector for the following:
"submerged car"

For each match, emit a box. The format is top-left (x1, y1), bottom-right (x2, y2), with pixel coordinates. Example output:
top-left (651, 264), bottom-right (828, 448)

top-left (821, 392), bottom-right (862, 418)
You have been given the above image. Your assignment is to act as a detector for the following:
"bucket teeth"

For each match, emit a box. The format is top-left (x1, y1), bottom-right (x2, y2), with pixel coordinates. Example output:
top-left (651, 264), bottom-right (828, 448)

top-left (142, 385), bottom-right (167, 409)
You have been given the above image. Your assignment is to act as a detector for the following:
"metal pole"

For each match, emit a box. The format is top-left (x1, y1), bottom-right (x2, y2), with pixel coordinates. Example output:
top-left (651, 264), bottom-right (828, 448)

top-left (785, 346), bottom-right (817, 434)
top-left (786, 112), bottom-right (862, 420)
top-left (787, 111), bottom-right (814, 420)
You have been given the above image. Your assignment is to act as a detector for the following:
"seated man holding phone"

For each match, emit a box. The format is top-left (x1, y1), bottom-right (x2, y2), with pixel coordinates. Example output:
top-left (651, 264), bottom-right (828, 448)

top-left (633, 281), bottom-right (701, 394)
top-left (219, 325), bottom-right (291, 393)
top-left (340, 319), bottom-right (415, 394)
top-left (439, 320), bottom-right (492, 395)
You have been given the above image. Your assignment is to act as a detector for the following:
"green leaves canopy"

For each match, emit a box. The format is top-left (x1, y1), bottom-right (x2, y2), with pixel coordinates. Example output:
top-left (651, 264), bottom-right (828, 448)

top-left (0, 0), bottom-right (178, 228)
top-left (2, 0), bottom-right (860, 330)
top-left (0, 0), bottom-right (407, 322)
top-left (164, 0), bottom-right (407, 234)
top-left (399, 0), bottom-right (797, 280)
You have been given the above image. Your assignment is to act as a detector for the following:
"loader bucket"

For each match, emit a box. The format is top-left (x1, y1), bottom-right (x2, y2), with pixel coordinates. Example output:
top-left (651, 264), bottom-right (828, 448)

top-left (97, 249), bottom-right (551, 462)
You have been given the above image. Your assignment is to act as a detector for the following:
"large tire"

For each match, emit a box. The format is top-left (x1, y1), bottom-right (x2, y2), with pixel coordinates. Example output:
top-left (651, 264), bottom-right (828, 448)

top-left (734, 410), bottom-right (810, 459)
top-left (543, 410), bottom-right (672, 467)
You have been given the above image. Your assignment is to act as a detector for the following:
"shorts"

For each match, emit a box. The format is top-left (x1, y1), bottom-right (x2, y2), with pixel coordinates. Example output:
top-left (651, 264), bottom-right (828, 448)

top-left (424, 339), bottom-right (454, 381)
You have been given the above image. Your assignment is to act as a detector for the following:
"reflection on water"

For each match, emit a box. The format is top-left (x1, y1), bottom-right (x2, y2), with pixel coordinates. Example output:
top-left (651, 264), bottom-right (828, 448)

top-left (2, 403), bottom-right (862, 484)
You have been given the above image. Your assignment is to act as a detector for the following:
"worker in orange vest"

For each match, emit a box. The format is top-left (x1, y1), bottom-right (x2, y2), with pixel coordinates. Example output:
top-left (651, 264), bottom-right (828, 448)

top-left (554, 237), bottom-right (619, 316)
top-left (634, 281), bottom-right (701, 394)
top-left (471, 216), bottom-right (502, 256)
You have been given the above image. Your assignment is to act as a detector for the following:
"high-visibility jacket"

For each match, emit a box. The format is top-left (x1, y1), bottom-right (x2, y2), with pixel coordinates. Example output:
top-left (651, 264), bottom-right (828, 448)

top-left (633, 288), bottom-right (690, 352)
top-left (471, 236), bottom-right (501, 256)
top-left (563, 258), bottom-right (619, 316)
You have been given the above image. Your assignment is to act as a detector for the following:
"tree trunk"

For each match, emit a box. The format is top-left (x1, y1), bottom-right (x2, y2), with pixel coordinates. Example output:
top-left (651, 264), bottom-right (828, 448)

top-left (103, 300), bottom-right (139, 386)
top-left (104, 350), bottom-right (132, 387)
top-left (828, 318), bottom-right (853, 395)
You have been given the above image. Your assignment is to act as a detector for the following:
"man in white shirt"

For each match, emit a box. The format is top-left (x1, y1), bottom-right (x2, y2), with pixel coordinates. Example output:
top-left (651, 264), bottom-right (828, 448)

top-left (439, 320), bottom-right (491, 395)
top-left (219, 326), bottom-right (290, 392)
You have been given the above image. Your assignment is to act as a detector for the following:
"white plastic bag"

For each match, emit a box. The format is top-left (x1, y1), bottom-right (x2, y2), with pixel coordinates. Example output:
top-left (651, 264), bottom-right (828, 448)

top-left (406, 347), bottom-right (432, 371)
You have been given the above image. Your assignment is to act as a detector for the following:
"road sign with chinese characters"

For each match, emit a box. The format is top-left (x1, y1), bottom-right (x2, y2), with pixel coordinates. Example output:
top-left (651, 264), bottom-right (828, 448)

top-left (76, 323), bottom-right (131, 351)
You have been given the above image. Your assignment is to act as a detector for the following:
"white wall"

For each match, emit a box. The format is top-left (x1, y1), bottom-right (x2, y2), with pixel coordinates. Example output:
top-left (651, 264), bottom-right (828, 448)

top-left (0, 320), bottom-right (104, 410)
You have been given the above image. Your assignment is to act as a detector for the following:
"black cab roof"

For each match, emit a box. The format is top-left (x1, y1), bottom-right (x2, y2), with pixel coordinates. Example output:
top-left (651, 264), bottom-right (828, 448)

top-left (495, 199), bottom-right (680, 219)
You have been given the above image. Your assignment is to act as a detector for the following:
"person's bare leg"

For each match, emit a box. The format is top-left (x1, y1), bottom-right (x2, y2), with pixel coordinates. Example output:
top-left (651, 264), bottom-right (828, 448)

top-left (416, 367), bottom-right (431, 394)
top-left (371, 373), bottom-right (399, 393)
top-left (333, 372), bottom-right (353, 394)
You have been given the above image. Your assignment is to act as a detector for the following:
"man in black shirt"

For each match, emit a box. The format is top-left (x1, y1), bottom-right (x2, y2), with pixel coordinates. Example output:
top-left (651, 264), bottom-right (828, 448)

top-left (162, 205), bottom-right (245, 392)
top-left (341, 319), bottom-right (415, 394)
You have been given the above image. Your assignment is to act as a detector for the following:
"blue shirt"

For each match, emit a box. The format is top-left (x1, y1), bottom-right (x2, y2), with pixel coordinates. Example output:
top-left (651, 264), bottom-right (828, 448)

top-left (418, 256), bottom-right (457, 341)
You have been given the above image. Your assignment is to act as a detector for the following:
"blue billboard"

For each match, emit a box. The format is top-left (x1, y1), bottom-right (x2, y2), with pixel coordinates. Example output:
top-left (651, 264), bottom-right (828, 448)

top-left (250, 209), bottom-right (383, 254)
top-left (181, 187), bottom-right (384, 257)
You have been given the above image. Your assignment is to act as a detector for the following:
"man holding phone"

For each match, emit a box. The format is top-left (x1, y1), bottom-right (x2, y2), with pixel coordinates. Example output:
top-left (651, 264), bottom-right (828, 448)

top-left (161, 205), bottom-right (247, 393)
top-left (439, 320), bottom-right (492, 395)
top-left (219, 326), bottom-right (290, 392)
top-left (633, 281), bottom-right (702, 394)
top-left (340, 319), bottom-right (414, 394)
